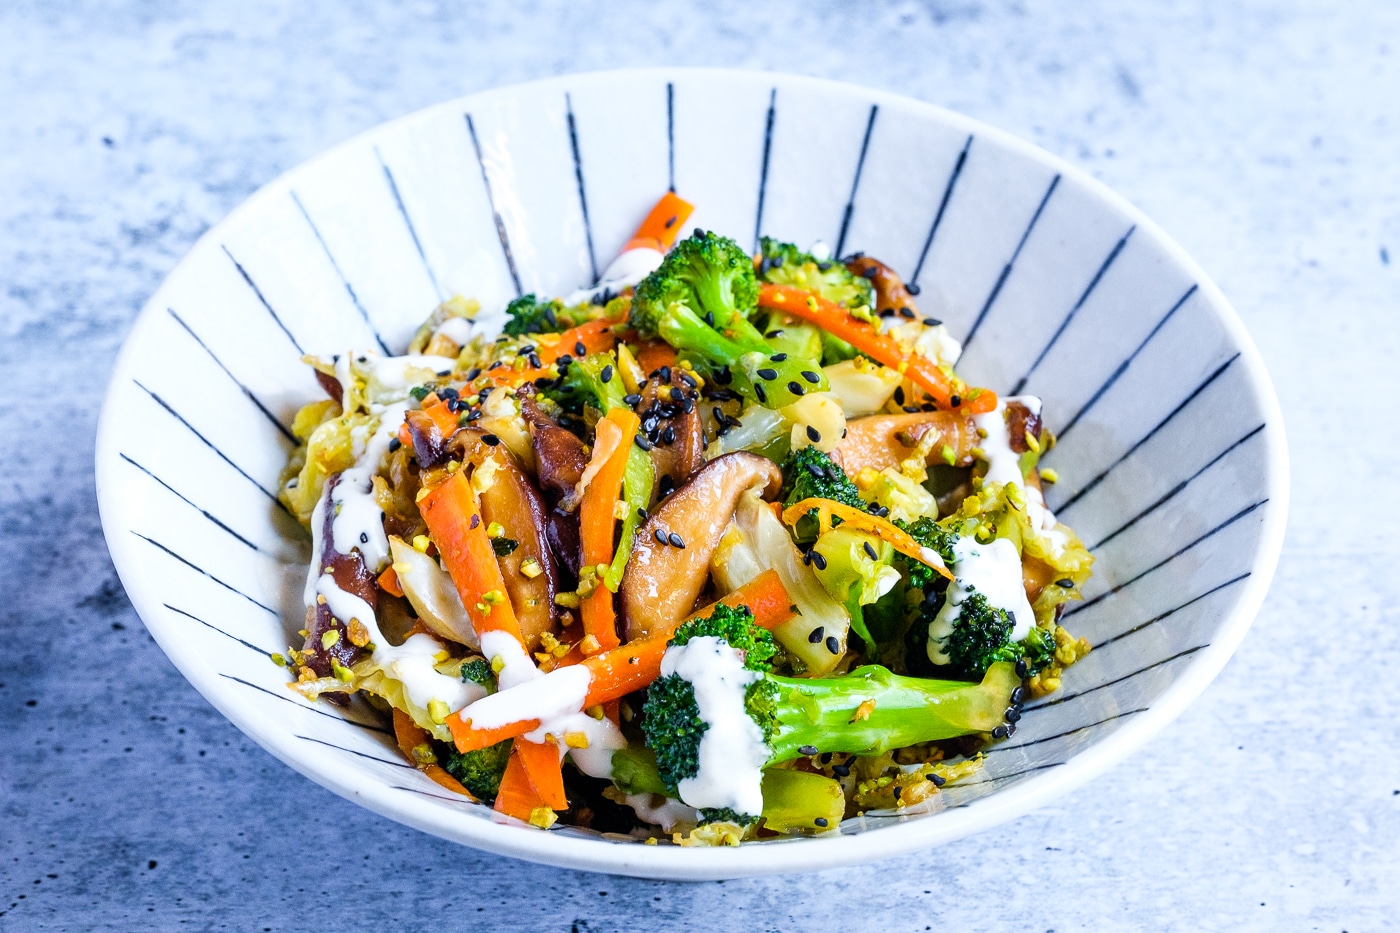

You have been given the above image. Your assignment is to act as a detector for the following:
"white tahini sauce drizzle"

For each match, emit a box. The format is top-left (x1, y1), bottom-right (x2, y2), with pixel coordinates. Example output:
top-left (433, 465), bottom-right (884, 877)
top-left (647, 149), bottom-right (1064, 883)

top-left (472, 631), bottom-right (625, 779)
top-left (432, 316), bottom-right (475, 347)
top-left (661, 636), bottom-right (768, 817)
top-left (302, 356), bottom-right (474, 719)
top-left (928, 536), bottom-right (1037, 664)
top-left (562, 247), bottom-right (664, 305)
top-left (973, 397), bottom-right (1067, 557)
top-left (624, 793), bottom-right (699, 832)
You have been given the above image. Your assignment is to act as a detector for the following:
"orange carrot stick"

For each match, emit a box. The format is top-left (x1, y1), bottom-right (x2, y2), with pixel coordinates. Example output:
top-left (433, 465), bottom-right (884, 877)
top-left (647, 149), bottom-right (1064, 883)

top-left (493, 742), bottom-right (550, 821)
top-left (535, 317), bottom-right (620, 365)
top-left (756, 282), bottom-right (998, 414)
top-left (418, 470), bottom-right (525, 642)
top-left (578, 409), bottom-right (640, 654)
top-left (396, 398), bottom-right (461, 448)
top-left (622, 191), bottom-right (695, 254)
top-left (391, 708), bottom-right (475, 799)
top-left (513, 736), bottom-right (567, 810)
top-left (448, 570), bottom-right (794, 752)
top-left (377, 565), bottom-right (404, 598)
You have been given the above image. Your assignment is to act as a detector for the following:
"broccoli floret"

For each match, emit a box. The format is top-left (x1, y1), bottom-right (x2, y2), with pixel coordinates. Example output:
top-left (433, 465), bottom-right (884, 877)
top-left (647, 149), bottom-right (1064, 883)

top-left (779, 447), bottom-right (865, 543)
top-left (440, 658), bottom-right (511, 800)
top-left (757, 237), bottom-right (870, 363)
top-left (640, 609), bottom-right (1017, 823)
top-left (502, 293), bottom-right (610, 337)
top-left (459, 657), bottom-right (496, 689)
top-left (544, 350), bottom-right (627, 415)
top-left (898, 519), bottom-right (1057, 681)
top-left (632, 230), bottom-right (828, 409)
top-left (758, 237), bottom-right (873, 313)
top-left (502, 294), bottom-right (566, 337)
top-left (669, 603), bottom-right (779, 669)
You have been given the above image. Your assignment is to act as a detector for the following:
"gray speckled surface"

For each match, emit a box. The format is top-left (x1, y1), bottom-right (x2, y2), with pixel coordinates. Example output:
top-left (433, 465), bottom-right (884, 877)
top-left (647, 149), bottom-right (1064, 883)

top-left (2, 2), bottom-right (1397, 930)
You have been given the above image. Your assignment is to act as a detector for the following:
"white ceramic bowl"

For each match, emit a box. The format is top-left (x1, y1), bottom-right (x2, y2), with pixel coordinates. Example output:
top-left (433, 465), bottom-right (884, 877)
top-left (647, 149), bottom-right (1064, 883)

top-left (95, 68), bottom-right (1288, 880)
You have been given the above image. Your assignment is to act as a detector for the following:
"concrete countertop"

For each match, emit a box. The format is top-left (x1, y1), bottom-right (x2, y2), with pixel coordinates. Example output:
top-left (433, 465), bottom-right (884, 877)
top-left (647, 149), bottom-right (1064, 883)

top-left (2, 2), bottom-right (1396, 930)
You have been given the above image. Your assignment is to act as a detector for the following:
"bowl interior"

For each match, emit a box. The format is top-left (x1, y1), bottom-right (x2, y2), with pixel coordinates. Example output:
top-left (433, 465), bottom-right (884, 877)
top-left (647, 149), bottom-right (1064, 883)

top-left (95, 68), bottom-right (1286, 879)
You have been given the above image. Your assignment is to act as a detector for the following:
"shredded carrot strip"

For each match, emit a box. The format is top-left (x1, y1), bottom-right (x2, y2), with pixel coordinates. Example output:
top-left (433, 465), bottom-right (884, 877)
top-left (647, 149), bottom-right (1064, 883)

top-left (756, 283), bottom-right (997, 414)
top-left (622, 191), bottom-right (694, 254)
top-left (781, 497), bottom-right (955, 581)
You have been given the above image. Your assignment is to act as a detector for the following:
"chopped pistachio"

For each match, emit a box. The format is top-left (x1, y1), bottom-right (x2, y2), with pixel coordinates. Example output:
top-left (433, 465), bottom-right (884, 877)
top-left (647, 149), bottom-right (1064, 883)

top-left (486, 521), bottom-right (506, 539)
top-left (321, 629), bottom-right (340, 649)
top-left (412, 534), bottom-right (431, 553)
top-left (1040, 467), bottom-right (1060, 485)
top-left (528, 807), bottom-right (558, 829)
top-left (270, 652), bottom-right (287, 667)
top-left (330, 658), bottom-right (354, 683)
top-left (428, 699), bottom-right (450, 725)
top-left (519, 557), bottom-right (543, 579)
top-left (410, 742), bottom-right (438, 766)
top-left (563, 731), bottom-right (590, 749)
top-left (482, 589), bottom-right (506, 605)
top-left (585, 704), bottom-right (606, 720)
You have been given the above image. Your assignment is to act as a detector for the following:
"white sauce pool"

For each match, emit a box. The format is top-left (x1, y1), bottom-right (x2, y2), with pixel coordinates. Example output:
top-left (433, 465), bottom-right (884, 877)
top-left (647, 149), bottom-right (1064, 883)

top-left (562, 247), bottom-right (664, 305)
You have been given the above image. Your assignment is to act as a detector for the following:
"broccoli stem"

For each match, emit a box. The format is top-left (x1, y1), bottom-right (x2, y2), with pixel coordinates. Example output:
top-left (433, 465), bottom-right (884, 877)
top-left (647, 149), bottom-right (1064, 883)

top-left (764, 662), bottom-right (1019, 764)
top-left (757, 768), bottom-right (845, 833)
top-left (610, 747), bottom-right (844, 832)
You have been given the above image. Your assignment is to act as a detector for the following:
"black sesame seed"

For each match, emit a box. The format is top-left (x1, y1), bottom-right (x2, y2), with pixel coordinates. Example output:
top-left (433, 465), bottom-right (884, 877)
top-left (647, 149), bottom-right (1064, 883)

top-left (1055, 578), bottom-right (1075, 588)
top-left (862, 541), bottom-right (878, 560)
top-left (893, 386), bottom-right (905, 405)
top-left (360, 532), bottom-right (369, 544)
top-left (899, 307), bottom-right (915, 319)
top-left (893, 786), bottom-right (902, 801)
top-left (624, 393), bottom-right (643, 406)
top-left (816, 261), bottom-right (832, 272)
top-left (756, 368), bottom-right (778, 381)
top-left (798, 745), bottom-right (818, 756)
top-left (693, 227), bottom-right (704, 237)
top-left (770, 256), bottom-right (784, 268)
top-left (814, 817), bottom-right (829, 828)
top-left (825, 635), bottom-right (840, 654)
top-left (679, 372), bottom-right (697, 388)
top-left (600, 365), bottom-right (614, 383)
top-left (668, 532), bottom-right (686, 549)
top-left (658, 366), bottom-right (672, 383)
top-left (787, 382), bottom-right (805, 396)
top-left (637, 507), bottom-right (649, 521)
top-left (923, 317), bottom-right (942, 327)
top-left (927, 773), bottom-right (946, 786)
top-left (654, 529), bottom-right (669, 545)
top-left (806, 425), bottom-right (821, 443)
top-left (388, 438), bottom-right (402, 452)
top-left (1005, 707), bottom-right (1021, 723)
top-left (556, 354), bottom-right (572, 367)
top-left (769, 353), bottom-right (788, 362)
top-left (704, 311), bottom-right (715, 327)
top-left (575, 341), bottom-right (587, 357)
top-left (658, 475), bottom-right (676, 500)
top-left (635, 434), bottom-right (654, 451)
top-left (991, 725), bottom-right (1009, 739)
top-left (768, 329), bottom-right (784, 338)
top-left (879, 308), bottom-right (896, 318)
top-left (861, 266), bottom-right (878, 279)
top-left (832, 764), bottom-right (850, 777)
top-left (807, 626), bottom-right (825, 644)
top-left (465, 409), bottom-right (483, 422)
top-left (820, 752), bottom-right (833, 764)
top-left (670, 387), bottom-right (684, 402)
top-left (528, 353), bottom-right (543, 369)
top-left (481, 434), bottom-right (500, 447)
top-left (801, 370), bottom-right (821, 384)
top-left (950, 394), bottom-right (961, 408)
top-left (1006, 722), bottom-right (1017, 737)
top-left (905, 282), bottom-right (922, 295)
top-left (1015, 658), bottom-right (1029, 677)
top-left (754, 383), bottom-right (768, 404)
top-left (1010, 686), bottom-right (1026, 704)
top-left (809, 550), bottom-right (827, 571)
top-left (662, 425), bottom-right (676, 444)
top-left (902, 404), bottom-right (921, 413)
top-left (715, 366), bottom-right (733, 385)
top-left (466, 367), bottom-right (482, 381)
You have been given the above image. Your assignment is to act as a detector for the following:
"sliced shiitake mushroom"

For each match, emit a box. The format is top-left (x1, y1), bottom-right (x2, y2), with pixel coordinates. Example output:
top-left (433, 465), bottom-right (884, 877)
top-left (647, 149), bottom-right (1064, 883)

top-left (636, 369), bottom-right (706, 501)
top-left (621, 452), bottom-right (782, 640)
top-left (831, 411), bottom-right (979, 477)
top-left (520, 398), bottom-right (586, 579)
top-left (846, 255), bottom-right (918, 315)
top-left (451, 429), bottom-right (560, 651)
